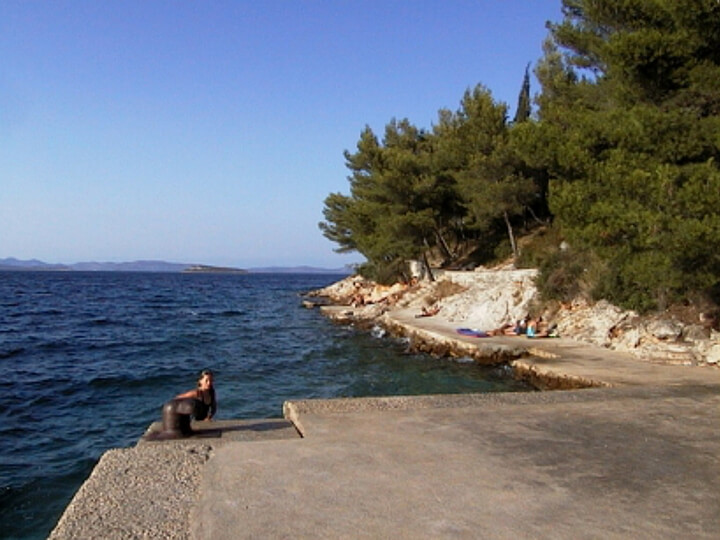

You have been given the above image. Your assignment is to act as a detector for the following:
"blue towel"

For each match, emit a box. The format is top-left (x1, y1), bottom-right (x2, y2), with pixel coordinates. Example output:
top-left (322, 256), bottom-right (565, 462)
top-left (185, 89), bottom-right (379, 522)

top-left (456, 328), bottom-right (490, 338)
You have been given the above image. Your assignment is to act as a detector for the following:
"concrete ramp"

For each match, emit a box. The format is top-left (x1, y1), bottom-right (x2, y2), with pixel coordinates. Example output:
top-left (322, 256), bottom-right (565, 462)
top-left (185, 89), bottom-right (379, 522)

top-left (192, 386), bottom-right (720, 539)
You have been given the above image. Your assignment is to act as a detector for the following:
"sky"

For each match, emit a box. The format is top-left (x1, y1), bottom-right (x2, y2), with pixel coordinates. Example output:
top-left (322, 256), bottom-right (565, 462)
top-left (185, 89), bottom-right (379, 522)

top-left (1, 1), bottom-right (564, 269)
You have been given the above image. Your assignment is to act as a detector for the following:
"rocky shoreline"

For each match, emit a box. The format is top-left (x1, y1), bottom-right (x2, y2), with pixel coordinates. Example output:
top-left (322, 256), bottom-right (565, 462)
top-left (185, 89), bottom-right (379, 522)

top-left (48, 267), bottom-right (719, 539)
top-left (307, 267), bottom-right (720, 368)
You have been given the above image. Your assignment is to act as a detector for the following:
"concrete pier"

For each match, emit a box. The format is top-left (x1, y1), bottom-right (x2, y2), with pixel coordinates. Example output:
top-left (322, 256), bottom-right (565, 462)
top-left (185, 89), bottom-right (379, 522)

top-left (49, 313), bottom-right (720, 539)
top-left (199, 386), bottom-right (720, 539)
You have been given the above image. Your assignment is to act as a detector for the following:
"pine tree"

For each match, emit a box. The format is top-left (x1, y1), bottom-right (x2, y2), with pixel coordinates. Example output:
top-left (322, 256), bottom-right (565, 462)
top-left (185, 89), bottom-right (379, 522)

top-left (320, 119), bottom-right (465, 283)
top-left (438, 85), bottom-right (539, 260)
top-left (532, 0), bottom-right (720, 310)
top-left (513, 64), bottom-right (532, 124)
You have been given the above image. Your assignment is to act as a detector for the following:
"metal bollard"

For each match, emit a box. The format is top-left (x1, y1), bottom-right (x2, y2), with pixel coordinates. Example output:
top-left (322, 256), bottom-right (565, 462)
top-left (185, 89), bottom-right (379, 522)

top-left (160, 398), bottom-right (196, 438)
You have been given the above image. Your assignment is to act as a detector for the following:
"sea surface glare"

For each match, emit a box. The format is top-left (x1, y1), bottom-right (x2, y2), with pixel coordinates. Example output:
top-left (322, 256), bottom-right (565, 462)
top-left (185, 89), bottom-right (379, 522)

top-left (0, 271), bottom-right (531, 539)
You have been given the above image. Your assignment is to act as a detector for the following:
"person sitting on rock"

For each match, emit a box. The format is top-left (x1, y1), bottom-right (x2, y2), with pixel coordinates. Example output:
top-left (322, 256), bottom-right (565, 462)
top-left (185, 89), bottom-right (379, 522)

top-left (350, 282), bottom-right (366, 307)
top-left (513, 318), bottom-right (529, 335)
top-left (415, 304), bottom-right (441, 318)
top-left (526, 317), bottom-right (559, 338)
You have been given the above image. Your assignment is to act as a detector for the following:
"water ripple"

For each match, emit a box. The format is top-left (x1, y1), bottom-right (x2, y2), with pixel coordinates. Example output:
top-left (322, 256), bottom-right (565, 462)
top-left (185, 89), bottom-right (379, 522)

top-left (0, 271), bottom-right (532, 539)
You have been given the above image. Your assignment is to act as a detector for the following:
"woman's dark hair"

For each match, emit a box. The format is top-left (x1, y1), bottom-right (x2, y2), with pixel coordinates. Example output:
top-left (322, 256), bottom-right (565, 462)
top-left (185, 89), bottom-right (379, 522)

top-left (197, 369), bottom-right (214, 386)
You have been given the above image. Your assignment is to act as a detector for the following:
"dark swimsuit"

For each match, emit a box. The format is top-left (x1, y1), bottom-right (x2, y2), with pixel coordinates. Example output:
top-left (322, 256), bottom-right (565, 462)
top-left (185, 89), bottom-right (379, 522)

top-left (194, 388), bottom-right (217, 420)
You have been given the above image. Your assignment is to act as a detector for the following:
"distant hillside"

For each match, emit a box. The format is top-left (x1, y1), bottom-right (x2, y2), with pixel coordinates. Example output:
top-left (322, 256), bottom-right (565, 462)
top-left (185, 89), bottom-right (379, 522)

top-left (0, 258), bottom-right (245, 273)
top-left (69, 260), bottom-right (192, 272)
top-left (0, 258), bottom-right (69, 271)
top-left (0, 258), bottom-right (350, 274)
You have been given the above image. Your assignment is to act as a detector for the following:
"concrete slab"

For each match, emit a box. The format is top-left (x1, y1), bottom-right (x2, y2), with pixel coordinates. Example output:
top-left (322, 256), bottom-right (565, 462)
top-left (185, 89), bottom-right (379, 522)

top-left (49, 419), bottom-right (300, 539)
top-left (193, 386), bottom-right (720, 539)
top-left (139, 418), bottom-right (299, 445)
top-left (384, 308), bottom-right (720, 389)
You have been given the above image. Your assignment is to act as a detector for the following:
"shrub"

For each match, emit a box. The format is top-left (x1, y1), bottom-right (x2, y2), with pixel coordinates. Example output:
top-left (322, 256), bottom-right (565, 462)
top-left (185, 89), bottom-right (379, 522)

top-left (536, 249), bottom-right (587, 303)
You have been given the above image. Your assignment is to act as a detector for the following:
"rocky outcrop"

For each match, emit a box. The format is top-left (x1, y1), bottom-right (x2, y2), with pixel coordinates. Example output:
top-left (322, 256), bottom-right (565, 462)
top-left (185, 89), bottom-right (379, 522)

top-left (554, 299), bottom-right (719, 366)
top-left (311, 267), bottom-right (719, 367)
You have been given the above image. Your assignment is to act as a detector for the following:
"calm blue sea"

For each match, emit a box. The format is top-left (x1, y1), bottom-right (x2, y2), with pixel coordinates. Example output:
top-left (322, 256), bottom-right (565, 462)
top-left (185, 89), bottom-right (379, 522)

top-left (0, 271), bottom-right (530, 539)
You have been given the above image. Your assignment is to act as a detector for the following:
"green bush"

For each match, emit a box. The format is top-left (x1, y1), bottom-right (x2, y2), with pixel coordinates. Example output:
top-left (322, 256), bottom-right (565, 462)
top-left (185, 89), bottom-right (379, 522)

top-left (591, 251), bottom-right (685, 313)
top-left (515, 226), bottom-right (563, 269)
top-left (536, 249), bottom-right (587, 303)
top-left (357, 259), bottom-right (410, 285)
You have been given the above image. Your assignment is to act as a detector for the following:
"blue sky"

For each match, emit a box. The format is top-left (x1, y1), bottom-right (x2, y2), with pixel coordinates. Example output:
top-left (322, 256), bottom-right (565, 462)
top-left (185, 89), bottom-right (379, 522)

top-left (1, 1), bottom-right (563, 268)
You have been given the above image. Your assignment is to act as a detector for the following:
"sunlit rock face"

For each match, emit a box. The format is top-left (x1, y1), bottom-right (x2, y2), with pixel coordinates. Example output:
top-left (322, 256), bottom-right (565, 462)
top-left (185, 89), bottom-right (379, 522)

top-left (313, 268), bottom-right (720, 367)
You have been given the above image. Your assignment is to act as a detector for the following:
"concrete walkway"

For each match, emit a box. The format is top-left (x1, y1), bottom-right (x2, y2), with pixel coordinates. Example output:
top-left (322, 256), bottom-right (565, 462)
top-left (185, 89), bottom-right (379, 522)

top-left (50, 312), bottom-right (720, 539)
top-left (195, 386), bottom-right (719, 539)
top-left (190, 318), bottom-right (720, 539)
top-left (384, 307), bottom-right (720, 388)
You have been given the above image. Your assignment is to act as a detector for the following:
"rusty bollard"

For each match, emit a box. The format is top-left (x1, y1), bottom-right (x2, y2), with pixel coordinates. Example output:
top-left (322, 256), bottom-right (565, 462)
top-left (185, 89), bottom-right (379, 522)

top-left (161, 398), bottom-right (196, 437)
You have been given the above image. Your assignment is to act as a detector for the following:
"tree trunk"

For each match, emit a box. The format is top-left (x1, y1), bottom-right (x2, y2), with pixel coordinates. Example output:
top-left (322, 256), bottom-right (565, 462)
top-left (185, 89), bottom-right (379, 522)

top-left (422, 251), bottom-right (435, 282)
top-left (526, 205), bottom-right (547, 226)
top-left (503, 210), bottom-right (519, 259)
top-left (434, 227), bottom-right (454, 260)
top-left (422, 238), bottom-right (435, 281)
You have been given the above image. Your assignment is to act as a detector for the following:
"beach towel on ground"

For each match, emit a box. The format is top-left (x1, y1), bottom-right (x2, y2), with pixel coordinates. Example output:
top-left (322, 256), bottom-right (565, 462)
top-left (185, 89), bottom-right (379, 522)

top-left (456, 328), bottom-right (490, 338)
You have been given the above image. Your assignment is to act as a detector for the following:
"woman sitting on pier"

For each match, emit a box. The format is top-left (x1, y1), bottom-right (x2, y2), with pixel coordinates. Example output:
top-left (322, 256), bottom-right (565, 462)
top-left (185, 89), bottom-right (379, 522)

top-left (174, 368), bottom-right (217, 422)
top-left (156, 369), bottom-right (217, 438)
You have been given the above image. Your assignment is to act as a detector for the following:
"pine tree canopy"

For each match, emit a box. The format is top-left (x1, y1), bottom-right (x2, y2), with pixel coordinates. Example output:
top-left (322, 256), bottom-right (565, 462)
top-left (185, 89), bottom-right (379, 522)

top-left (320, 0), bottom-right (720, 311)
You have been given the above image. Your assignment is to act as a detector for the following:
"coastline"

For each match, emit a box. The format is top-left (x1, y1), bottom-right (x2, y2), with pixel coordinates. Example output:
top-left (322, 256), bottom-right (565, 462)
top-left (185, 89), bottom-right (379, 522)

top-left (310, 269), bottom-right (720, 368)
top-left (48, 270), bottom-right (720, 539)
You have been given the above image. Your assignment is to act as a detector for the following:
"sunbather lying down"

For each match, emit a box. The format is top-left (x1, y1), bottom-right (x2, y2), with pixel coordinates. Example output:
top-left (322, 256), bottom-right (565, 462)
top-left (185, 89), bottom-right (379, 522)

top-left (456, 324), bottom-right (525, 338)
top-left (456, 319), bottom-right (559, 339)
top-left (415, 304), bottom-right (441, 318)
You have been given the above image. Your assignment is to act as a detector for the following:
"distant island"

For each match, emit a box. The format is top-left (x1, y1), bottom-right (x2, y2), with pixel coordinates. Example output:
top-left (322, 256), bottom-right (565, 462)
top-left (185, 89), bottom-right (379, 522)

top-left (0, 257), bottom-right (354, 275)
top-left (183, 265), bottom-right (247, 274)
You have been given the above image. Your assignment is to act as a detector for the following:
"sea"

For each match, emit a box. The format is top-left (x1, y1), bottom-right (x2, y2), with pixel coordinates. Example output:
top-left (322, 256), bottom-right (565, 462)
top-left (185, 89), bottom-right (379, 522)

top-left (0, 271), bottom-right (531, 539)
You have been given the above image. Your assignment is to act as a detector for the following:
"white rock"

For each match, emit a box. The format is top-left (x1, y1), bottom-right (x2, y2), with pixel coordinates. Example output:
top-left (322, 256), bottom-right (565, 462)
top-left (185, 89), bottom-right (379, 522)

top-left (702, 344), bottom-right (720, 365)
top-left (647, 319), bottom-right (683, 341)
top-left (432, 269), bottom-right (538, 330)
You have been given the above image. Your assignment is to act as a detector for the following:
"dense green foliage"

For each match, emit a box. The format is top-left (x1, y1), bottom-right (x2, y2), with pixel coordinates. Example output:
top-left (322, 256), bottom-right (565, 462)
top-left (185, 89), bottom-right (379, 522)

top-left (320, 0), bottom-right (720, 311)
top-left (319, 87), bottom-right (546, 283)
top-left (534, 0), bottom-right (720, 311)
